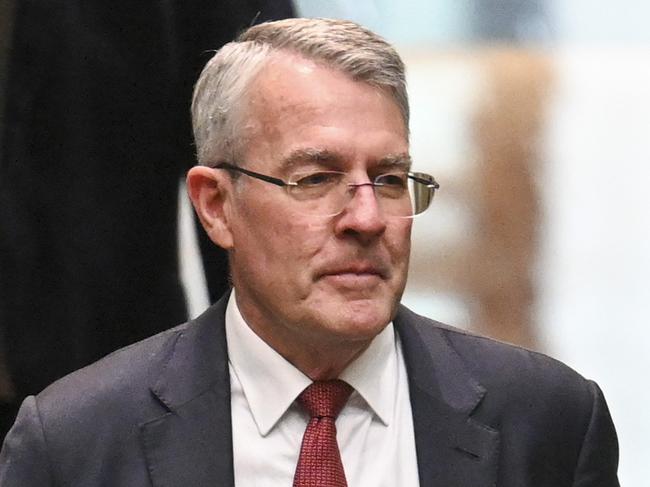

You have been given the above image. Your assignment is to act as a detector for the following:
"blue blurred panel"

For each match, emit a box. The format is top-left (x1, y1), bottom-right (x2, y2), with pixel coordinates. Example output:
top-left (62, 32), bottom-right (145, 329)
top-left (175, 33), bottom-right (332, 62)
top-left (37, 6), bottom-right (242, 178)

top-left (294, 0), bottom-right (473, 45)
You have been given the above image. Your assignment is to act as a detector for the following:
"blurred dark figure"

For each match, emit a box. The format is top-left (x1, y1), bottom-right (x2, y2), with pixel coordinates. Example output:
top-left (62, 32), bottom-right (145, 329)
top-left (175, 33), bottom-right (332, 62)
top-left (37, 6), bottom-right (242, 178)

top-left (0, 0), bottom-right (294, 440)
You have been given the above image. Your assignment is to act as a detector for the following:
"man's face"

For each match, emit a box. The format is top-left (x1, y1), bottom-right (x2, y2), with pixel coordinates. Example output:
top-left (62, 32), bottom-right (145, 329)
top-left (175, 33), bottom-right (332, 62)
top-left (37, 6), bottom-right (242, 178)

top-left (226, 52), bottom-right (412, 353)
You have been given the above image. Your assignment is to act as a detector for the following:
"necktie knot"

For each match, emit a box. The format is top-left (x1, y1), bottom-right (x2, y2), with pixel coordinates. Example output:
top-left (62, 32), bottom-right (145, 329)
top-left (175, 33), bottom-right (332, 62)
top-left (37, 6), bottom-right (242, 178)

top-left (298, 380), bottom-right (353, 419)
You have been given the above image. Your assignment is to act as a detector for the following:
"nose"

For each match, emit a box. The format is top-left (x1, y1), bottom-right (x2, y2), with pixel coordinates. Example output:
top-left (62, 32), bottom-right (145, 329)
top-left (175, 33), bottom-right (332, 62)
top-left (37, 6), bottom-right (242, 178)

top-left (333, 183), bottom-right (386, 243)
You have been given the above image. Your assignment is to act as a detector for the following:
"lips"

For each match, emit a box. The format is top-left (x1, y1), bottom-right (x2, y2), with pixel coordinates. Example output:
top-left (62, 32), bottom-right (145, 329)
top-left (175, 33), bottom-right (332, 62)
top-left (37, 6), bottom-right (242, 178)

top-left (318, 262), bottom-right (388, 280)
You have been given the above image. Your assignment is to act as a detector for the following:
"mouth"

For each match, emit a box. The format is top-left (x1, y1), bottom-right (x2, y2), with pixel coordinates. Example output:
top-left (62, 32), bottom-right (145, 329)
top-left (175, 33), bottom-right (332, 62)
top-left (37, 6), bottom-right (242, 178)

top-left (318, 262), bottom-right (388, 287)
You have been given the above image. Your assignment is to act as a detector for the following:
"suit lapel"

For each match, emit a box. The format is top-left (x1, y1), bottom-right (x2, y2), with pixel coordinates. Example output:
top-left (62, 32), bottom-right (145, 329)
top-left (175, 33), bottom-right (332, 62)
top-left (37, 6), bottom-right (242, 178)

top-left (395, 306), bottom-right (500, 487)
top-left (140, 294), bottom-right (234, 487)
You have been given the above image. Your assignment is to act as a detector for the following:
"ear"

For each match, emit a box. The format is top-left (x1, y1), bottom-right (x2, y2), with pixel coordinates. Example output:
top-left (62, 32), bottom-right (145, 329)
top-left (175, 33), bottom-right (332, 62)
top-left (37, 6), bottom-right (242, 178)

top-left (186, 166), bottom-right (235, 249)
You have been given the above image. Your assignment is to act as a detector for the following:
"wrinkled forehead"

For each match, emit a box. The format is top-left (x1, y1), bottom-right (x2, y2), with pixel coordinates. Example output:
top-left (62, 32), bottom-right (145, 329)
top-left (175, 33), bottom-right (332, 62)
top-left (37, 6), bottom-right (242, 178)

top-left (238, 52), bottom-right (408, 170)
top-left (239, 50), bottom-right (403, 122)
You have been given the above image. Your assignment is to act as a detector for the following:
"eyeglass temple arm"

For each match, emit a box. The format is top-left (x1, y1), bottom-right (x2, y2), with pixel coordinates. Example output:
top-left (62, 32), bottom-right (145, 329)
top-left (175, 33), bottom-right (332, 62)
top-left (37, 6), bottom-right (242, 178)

top-left (213, 162), bottom-right (293, 187)
top-left (213, 163), bottom-right (438, 191)
top-left (408, 172), bottom-right (440, 189)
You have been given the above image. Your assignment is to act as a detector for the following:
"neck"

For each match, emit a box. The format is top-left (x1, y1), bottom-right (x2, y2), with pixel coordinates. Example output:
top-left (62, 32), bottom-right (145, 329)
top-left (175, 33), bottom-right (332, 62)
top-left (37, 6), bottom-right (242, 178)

top-left (287, 341), bottom-right (370, 380)
top-left (233, 292), bottom-right (374, 380)
top-left (250, 318), bottom-right (372, 380)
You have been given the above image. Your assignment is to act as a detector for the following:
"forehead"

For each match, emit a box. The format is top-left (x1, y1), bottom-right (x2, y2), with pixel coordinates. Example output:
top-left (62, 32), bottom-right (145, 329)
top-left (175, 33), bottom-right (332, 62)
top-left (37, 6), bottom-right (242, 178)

top-left (241, 52), bottom-right (408, 171)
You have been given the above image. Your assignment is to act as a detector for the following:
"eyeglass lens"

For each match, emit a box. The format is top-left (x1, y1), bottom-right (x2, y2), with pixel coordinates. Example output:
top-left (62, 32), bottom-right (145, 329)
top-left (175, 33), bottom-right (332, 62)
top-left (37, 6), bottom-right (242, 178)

top-left (286, 172), bottom-right (435, 218)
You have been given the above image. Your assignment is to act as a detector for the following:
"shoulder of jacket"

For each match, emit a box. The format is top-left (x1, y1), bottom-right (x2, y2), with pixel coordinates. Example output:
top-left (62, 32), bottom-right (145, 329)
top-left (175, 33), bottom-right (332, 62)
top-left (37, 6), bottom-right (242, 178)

top-left (35, 321), bottom-right (192, 421)
top-left (397, 304), bottom-right (591, 392)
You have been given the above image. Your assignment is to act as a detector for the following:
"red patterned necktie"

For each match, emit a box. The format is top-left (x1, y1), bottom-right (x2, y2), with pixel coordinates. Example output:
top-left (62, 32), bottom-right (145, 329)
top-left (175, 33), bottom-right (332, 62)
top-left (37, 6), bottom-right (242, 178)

top-left (293, 380), bottom-right (353, 487)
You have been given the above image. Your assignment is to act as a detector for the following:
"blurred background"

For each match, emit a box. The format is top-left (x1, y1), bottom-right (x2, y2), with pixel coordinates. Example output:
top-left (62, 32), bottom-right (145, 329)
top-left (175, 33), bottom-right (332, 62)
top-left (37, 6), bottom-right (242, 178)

top-left (2, 1), bottom-right (649, 484)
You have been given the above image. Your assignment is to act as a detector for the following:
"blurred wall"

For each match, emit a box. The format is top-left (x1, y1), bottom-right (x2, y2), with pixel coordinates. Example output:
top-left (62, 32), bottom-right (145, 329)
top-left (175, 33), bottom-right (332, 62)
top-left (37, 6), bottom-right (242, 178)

top-left (538, 46), bottom-right (650, 485)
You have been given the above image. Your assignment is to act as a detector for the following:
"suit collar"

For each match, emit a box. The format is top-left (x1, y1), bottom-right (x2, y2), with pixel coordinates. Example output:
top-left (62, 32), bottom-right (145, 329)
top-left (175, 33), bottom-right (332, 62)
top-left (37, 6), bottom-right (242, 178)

top-left (150, 294), bottom-right (230, 410)
top-left (395, 305), bottom-right (500, 487)
top-left (141, 293), bottom-right (234, 487)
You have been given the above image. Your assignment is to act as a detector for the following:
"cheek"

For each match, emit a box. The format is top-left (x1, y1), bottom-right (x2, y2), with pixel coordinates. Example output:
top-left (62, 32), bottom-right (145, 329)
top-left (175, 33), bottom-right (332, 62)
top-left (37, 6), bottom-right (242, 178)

top-left (281, 219), bottom-right (333, 269)
top-left (249, 212), bottom-right (331, 269)
top-left (387, 221), bottom-right (412, 262)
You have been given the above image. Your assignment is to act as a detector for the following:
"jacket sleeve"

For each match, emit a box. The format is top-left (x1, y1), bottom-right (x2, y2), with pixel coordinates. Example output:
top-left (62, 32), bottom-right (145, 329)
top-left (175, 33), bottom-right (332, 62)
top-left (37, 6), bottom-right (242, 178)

top-left (0, 396), bottom-right (55, 486)
top-left (572, 381), bottom-right (620, 487)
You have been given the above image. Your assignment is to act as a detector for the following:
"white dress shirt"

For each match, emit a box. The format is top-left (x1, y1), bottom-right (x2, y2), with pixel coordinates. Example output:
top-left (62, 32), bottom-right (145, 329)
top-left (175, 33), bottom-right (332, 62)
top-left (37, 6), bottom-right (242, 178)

top-left (226, 291), bottom-right (420, 486)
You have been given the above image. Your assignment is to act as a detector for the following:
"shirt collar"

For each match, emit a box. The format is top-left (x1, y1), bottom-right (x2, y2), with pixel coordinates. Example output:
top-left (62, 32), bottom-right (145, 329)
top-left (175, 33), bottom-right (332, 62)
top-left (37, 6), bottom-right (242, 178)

top-left (339, 321), bottom-right (396, 426)
top-left (226, 291), bottom-right (311, 436)
top-left (225, 291), bottom-right (397, 435)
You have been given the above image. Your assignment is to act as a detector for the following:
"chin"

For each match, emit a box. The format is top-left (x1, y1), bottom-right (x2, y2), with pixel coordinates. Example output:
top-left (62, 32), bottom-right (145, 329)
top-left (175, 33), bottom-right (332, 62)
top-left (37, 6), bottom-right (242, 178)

top-left (302, 284), bottom-right (401, 341)
top-left (327, 298), bottom-right (395, 340)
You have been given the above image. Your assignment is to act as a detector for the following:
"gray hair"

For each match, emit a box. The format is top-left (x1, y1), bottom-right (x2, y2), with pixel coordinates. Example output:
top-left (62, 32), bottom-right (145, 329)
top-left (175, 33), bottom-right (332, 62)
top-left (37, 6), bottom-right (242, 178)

top-left (191, 18), bottom-right (409, 166)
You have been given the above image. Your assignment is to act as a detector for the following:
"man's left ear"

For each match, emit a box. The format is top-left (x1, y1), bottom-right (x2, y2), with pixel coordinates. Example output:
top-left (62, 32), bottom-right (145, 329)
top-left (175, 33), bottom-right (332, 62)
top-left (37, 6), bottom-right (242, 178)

top-left (186, 166), bottom-right (235, 249)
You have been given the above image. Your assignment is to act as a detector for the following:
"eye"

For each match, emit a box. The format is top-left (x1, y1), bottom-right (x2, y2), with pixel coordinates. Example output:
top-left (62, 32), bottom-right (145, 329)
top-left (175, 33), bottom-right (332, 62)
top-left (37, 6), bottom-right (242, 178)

top-left (376, 172), bottom-right (408, 188)
top-left (293, 171), bottom-right (343, 187)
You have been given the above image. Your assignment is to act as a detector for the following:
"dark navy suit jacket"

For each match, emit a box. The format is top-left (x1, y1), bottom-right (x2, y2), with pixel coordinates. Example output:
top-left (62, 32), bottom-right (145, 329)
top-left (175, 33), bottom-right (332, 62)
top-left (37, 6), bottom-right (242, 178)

top-left (0, 294), bottom-right (619, 486)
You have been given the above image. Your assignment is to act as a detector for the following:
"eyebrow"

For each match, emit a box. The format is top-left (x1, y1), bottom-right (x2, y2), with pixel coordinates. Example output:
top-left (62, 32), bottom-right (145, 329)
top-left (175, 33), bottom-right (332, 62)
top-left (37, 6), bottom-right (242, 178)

top-left (279, 148), bottom-right (412, 172)
top-left (280, 148), bottom-right (343, 171)
top-left (377, 153), bottom-right (412, 171)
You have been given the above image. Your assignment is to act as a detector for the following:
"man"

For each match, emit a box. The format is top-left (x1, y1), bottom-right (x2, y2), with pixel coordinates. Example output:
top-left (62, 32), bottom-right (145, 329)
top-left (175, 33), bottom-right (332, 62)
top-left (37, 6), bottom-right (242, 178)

top-left (0, 18), bottom-right (619, 486)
